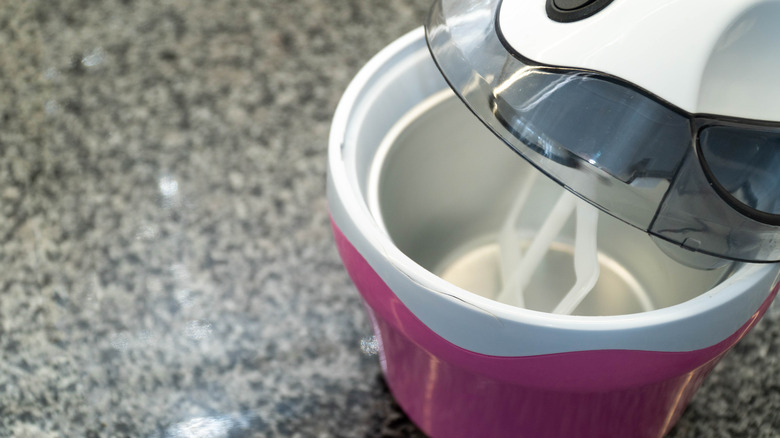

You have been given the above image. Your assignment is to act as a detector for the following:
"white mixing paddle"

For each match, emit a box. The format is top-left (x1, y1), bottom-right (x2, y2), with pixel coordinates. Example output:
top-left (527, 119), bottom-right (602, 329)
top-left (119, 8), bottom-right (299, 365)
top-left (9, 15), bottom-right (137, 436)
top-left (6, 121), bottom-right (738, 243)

top-left (496, 172), bottom-right (653, 315)
top-left (552, 198), bottom-right (600, 314)
top-left (496, 189), bottom-right (579, 307)
top-left (497, 171), bottom-right (538, 308)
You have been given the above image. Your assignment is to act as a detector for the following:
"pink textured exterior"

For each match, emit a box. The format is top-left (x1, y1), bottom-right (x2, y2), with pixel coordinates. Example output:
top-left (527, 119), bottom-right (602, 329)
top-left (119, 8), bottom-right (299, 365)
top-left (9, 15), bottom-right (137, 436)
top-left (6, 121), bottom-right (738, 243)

top-left (332, 220), bottom-right (778, 438)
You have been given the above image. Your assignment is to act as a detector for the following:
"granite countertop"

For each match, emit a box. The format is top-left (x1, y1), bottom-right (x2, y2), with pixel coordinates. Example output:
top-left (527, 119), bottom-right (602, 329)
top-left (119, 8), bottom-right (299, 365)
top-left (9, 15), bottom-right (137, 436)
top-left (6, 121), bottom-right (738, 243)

top-left (1, 1), bottom-right (778, 436)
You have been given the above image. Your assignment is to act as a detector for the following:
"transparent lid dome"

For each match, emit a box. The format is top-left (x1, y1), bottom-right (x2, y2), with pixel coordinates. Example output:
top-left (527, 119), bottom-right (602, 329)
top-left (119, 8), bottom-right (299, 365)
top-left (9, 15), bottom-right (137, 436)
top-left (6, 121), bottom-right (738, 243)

top-left (425, 0), bottom-right (780, 263)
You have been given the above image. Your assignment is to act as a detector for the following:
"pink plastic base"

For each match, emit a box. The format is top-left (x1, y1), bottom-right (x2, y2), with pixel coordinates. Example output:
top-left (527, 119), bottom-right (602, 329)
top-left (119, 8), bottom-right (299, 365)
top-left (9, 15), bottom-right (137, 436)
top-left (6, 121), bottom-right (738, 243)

top-left (332, 220), bottom-right (778, 438)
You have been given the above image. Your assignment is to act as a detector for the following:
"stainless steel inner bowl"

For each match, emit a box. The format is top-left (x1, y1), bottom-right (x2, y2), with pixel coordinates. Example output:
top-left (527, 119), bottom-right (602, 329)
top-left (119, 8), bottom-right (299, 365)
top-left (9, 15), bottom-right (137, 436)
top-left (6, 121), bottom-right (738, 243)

top-left (369, 89), bottom-right (733, 316)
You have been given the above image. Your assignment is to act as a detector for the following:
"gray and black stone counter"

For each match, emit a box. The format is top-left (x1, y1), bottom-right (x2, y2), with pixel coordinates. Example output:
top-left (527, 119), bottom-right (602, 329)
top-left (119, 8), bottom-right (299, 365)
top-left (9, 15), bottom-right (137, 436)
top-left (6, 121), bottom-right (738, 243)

top-left (0, 1), bottom-right (778, 436)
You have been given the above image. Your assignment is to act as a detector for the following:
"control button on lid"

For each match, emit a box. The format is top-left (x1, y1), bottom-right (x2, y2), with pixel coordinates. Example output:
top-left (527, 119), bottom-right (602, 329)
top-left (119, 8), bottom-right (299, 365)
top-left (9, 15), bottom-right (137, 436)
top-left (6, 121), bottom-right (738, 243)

top-left (553, 0), bottom-right (596, 11)
top-left (546, 0), bottom-right (615, 22)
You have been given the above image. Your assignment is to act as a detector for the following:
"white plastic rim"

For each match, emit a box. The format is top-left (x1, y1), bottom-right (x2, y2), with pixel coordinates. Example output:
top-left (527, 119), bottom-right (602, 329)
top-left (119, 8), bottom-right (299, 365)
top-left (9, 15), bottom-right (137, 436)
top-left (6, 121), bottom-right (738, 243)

top-left (328, 27), bottom-right (780, 356)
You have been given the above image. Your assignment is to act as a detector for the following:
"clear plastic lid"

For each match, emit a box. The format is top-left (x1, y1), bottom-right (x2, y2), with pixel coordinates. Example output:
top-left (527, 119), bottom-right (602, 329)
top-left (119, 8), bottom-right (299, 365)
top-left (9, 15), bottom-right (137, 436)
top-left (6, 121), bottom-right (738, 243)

top-left (425, 0), bottom-right (780, 263)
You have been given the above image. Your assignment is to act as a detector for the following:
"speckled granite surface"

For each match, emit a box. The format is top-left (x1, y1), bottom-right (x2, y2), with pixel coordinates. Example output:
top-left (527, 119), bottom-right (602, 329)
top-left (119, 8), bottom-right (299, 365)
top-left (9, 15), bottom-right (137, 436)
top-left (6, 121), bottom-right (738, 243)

top-left (0, 1), bottom-right (778, 437)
